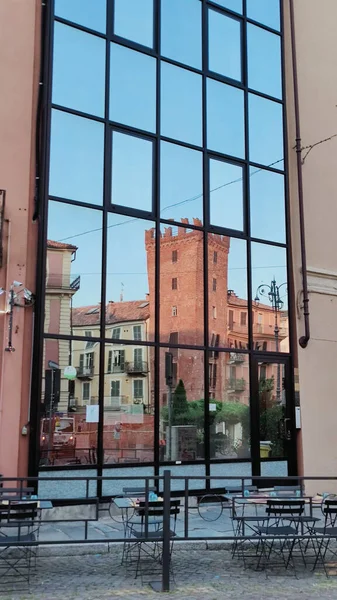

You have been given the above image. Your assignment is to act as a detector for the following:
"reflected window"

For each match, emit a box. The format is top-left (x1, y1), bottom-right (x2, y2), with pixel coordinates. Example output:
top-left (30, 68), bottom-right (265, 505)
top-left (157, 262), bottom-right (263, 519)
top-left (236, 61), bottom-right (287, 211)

top-left (209, 351), bottom-right (250, 459)
top-left (106, 216), bottom-right (155, 341)
top-left (52, 23), bottom-right (105, 117)
top-left (211, 0), bottom-right (242, 12)
top-left (110, 44), bottom-right (156, 133)
top-left (207, 79), bottom-right (245, 158)
top-left (54, 0), bottom-right (106, 33)
top-left (161, 0), bottom-right (202, 69)
top-left (45, 202), bottom-right (102, 336)
top-left (248, 24), bottom-right (282, 99)
top-left (49, 110), bottom-right (104, 205)
top-left (248, 94), bottom-right (283, 167)
top-left (161, 63), bottom-right (202, 146)
top-left (208, 10), bottom-right (241, 82)
top-left (247, 0), bottom-right (280, 31)
top-left (114, 0), bottom-right (153, 48)
top-left (250, 167), bottom-right (285, 243)
top-left (111, 131), bottom-right (153, 212)
top-left (209, 159), bottom-right (244, 232)
top-left (160, 141), bottom-right (203, 223)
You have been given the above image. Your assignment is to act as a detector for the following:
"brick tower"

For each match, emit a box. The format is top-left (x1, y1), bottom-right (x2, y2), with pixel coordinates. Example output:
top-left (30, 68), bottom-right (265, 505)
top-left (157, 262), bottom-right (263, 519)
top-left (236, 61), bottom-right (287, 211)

top-left (145, 219), bottom-right (230, 402)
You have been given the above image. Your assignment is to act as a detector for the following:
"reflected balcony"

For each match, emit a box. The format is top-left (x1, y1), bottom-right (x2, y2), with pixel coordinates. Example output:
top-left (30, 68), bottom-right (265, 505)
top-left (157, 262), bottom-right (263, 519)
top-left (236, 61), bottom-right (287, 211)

top-left (105, 395), bottom-right (130, 410)
top-left (77, 365), bottom-right (94, 379)
top-left (226, 378), bottom-right (246, 392)
top-left (228, 352), bottom-right (246, 364)
top-left (125, 361), bottom-right (148, 375)
top-left (108, 364), bottom-right (126, 374)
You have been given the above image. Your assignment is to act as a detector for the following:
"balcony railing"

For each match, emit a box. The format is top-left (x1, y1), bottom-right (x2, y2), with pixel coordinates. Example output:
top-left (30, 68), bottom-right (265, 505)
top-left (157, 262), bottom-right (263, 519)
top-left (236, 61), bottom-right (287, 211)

top-left (106, 395), bottom-right (130, 410)
top-left (229, 353), bottom-right (246, 364)
top-left (108, 364), bottom-right (125, 374)
top-left (77, 365), bottom-right (94, 378)
top-left (125, 361), bottom-right (148, 374)
top-left (226, 378), bottom-right (246, 392)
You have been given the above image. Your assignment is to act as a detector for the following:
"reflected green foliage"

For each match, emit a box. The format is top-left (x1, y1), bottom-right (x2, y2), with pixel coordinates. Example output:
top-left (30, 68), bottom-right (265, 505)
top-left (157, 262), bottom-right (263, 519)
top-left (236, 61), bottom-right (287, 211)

top-left (259, 376), bottom-right (284, 457)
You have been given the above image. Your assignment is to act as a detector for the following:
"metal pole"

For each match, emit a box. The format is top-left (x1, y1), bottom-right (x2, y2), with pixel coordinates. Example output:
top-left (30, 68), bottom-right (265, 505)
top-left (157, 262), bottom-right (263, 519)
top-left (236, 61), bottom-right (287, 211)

top-left (167, 385), bottom-right (172, 461)
top-left (162, 469), bottom-right (171, 592)
top-left (47, 369), bottom-right (54, 464)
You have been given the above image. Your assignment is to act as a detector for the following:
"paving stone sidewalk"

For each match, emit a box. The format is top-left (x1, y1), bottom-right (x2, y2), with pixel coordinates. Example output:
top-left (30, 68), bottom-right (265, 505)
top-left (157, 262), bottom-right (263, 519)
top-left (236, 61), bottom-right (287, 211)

top-left (2, 544), bottom-right (337, 600)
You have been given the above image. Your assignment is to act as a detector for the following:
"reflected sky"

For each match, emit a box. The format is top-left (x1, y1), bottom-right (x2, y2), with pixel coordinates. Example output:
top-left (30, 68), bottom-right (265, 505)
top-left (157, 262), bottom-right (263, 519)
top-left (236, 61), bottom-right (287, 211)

top-left (247, 0), bottom-right (280, 31)
top-left (211, 0), bottom-right (242, 14)
top-left (53, 23), bottom-right (105, 117)
top-left (161, 62), bottom-right (202, 146)
top-left (247, 24), bottom-right (282, 99)
top-left (54, 0), bottom-right (106, 33)
top-left (210, 160), bottom-right (243, 231)
top-left (208, 9), bottom-right (241, 81)
top-left (250, 167), bottom-right (285, 244)
top-left (49, 110), bottom-right (104, 205)
top-left (248, 94), bottom-right (283, 166)
top-left (110, 44), bottom-right (156, 132)
top-left (114, 0), bottom-right (153, 48)
top-left (111, 131), bottom-right (153, 212)
top-left (161, 0), bottom-right (202, 69)
top-left (207, 78), bottom-right (245, 158)
top-left (251, 242), bottom-right (288, 309)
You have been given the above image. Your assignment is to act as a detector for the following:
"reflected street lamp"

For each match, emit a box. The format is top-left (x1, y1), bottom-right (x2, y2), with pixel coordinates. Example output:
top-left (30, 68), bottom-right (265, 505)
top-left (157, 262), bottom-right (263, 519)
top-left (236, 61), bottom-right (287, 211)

top-left (255, 279), bottom-right (287, 402)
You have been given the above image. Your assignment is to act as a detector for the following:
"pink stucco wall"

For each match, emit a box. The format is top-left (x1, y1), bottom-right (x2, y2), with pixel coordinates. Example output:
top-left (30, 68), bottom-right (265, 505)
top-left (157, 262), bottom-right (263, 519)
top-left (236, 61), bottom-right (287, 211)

top-left (0, 0), bottom-right (40, 478)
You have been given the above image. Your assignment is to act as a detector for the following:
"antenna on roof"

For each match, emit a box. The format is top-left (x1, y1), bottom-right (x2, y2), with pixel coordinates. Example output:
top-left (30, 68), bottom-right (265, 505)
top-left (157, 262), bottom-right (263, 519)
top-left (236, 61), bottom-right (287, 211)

top-left (120, 282), bottom-right (124, 302)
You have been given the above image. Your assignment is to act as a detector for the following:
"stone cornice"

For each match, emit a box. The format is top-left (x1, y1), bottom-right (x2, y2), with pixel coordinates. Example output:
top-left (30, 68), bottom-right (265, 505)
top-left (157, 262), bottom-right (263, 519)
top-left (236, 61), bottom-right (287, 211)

top-left (307, 267), bottom-right (337, 296)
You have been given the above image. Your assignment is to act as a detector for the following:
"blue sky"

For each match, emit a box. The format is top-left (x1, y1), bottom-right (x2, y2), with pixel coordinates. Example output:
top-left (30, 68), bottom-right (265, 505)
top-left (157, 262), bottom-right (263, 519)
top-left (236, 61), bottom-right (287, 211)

top-left (49, 0), bottom-right (286, 310)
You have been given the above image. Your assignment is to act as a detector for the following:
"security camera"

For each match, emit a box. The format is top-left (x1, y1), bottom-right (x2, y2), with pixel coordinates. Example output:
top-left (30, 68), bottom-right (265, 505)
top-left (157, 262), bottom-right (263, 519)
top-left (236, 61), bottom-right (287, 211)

top-left (12, 281), bottom-right (23, 288)
top-left (23, 288), bottom-right (33, 302)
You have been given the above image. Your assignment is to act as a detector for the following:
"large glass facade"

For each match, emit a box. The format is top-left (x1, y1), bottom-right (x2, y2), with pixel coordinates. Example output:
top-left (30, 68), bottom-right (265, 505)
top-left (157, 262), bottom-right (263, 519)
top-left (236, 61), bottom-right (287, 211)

top-left (33, 0), bottom-right (294, 493)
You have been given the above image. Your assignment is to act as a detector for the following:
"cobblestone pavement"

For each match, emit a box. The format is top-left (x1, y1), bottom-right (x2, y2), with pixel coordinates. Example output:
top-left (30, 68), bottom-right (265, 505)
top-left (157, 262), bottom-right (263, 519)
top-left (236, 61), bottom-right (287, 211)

top-left (2, 544), bottom-right (337, 600)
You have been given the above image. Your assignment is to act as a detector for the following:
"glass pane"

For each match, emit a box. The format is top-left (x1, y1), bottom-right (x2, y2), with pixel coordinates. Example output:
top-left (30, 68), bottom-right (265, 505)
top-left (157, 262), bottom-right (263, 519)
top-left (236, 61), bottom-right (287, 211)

top-left (161, 0), bottom-right (202, 69)
top-left (52, 23), bottom-right (105, 117)
top-left (114, 0), bottom-right (153, 48)
top-left (209, 352), bottom-right (250, 460)
top-left (210, 462), bottom-right (252, 489)
top-left (160, 141), bottom-right (203, 223)
top-left (208, 10), bottom-right (241, 81)
top-left (210, 0), bottom-right (242, 13)
top-left (159, 224), bottom-right (204, 346)
top-left (207, 78), bottom-right (245, 158)
top-left (248, 94), bottom-right (283, 167)
top-left (159, 465), bottom-right (206, 492)
top-left (39, 338), bottom-right (99, 467)
top-left (248, 24), bottom-right (282, 99)
top-left (247, 0), bottom-right (280, 31)
top-left (159, 347), bottom-right (205, 462)
top-left (103, 343), bottom-right (154, 465)
top-left (106, 215), bottom-right (155, 341)
top-left (102, 467), bottom-right (155, 496)
top-left (250, 167), bottom-right (285, 244)
top-left (54, 0), bottom-right (106, 34)
top-left (251, 242), bottom-right (289, 353)
top-left (111, 132), bottom-right (153, 212)
top-left (110, 44), bottom-right (156, 133)
top-left (260, 460), bottom-right (288, 477)
top-left (208, 236), bottom-right (247, 347)
top-left (45, 202), bottom-right (103, 335)
top-left (38, 470), bottom-right (97, 499)
top-left (209, 159), bottom-right (243, 231)
top-left (161, 63), bottom-right (202, 146)
top-left (49, 110), bottom-right (104, 205)
top-left (258, 361), bottom-right (286, 458)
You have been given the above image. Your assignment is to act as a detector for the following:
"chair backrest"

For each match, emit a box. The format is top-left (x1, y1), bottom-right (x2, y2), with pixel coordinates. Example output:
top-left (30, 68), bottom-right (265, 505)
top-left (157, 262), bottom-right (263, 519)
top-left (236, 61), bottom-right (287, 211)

top-left (6, 502), bottom-right (38, 524)
top-left (323, 499), bottom-right (337, 515)
top-left (137, 499), bottom-right (180, 518)
top-left (266, 499), bottom-right (304, 517)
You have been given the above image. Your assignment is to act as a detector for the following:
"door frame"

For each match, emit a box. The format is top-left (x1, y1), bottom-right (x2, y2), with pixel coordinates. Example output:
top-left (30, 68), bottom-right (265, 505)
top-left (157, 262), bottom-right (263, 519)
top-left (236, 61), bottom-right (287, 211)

top-left (250, 354), bottom-right (297, 486)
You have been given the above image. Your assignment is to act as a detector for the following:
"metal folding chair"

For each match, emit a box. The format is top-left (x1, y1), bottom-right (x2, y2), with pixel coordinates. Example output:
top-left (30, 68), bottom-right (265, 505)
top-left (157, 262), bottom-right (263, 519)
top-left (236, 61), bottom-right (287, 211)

top-left (0, 501), bottom-right (40, 585)
top-left (312, 497), bottom-right (337, 575)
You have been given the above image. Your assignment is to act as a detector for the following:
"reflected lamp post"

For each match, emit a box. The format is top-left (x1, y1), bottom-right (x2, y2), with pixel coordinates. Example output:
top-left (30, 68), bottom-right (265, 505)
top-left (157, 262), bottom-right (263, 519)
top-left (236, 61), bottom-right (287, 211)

top-left (255, 279), bottom-right (287, 402)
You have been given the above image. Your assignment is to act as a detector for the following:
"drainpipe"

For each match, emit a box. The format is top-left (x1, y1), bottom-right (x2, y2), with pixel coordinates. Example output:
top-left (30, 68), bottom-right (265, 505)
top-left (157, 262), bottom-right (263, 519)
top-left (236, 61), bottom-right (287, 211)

top-left (289, 0), bottom-right (310, 348)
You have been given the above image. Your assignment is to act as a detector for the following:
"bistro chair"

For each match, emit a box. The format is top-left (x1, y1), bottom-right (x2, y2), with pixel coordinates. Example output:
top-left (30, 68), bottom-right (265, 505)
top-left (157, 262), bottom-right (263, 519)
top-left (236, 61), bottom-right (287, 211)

top-left (0, 501), bottom-right (40, 585)
top-left (126, 499), bottom-right (180, 581)
top-left (312, 497), bottom-right (337, 575)
top-left (254, 499), bottom-right (305, 572)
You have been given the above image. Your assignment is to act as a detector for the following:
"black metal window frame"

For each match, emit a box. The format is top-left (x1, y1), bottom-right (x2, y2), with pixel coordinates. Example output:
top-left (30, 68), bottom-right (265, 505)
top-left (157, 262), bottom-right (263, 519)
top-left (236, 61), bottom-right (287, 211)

top-left (29, 0), bottom-right (296, 495)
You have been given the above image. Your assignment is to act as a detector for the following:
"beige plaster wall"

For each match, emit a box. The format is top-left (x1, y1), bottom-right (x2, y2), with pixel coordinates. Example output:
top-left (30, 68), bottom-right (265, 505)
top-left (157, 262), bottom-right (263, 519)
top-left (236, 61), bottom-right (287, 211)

top-left (0, 0), bottom-right (40, 478)
top-left (284, 0), bottom-right (337, 492)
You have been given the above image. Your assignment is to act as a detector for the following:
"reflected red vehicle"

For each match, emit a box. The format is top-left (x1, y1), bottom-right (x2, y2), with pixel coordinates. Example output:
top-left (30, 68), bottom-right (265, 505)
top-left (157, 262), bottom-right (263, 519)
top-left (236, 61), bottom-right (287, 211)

top-left (40, 416), bottom-right (76, 465)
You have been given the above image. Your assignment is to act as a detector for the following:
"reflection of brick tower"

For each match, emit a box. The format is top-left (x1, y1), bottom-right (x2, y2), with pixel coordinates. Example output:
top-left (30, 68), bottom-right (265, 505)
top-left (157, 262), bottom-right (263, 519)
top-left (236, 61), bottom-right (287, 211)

top-left (145, 219), bottom-right (230, 401)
